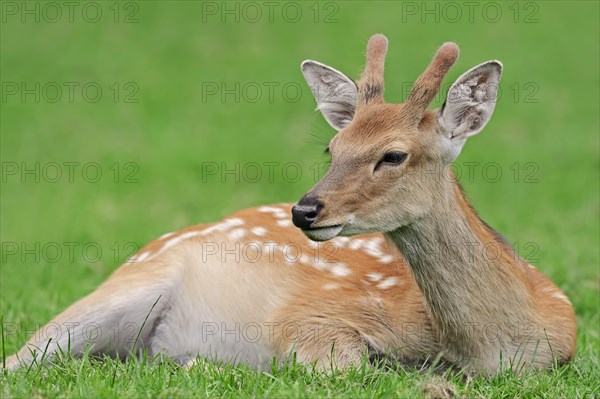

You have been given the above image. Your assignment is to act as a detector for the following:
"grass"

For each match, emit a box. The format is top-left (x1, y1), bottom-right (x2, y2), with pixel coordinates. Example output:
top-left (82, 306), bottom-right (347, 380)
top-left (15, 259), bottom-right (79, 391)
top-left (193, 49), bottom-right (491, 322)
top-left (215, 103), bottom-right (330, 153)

top-left (1, 1), bottom-right (599, 397)
top-left (3, 354), bottom-right (598, 398)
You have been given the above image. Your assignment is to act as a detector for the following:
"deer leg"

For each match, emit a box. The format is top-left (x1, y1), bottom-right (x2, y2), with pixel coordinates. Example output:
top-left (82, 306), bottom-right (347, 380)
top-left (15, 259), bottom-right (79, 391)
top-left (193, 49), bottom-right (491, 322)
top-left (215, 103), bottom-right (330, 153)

top-left (270, 313), bottom-right (370, 370)
top-left (4, 264), bottom-right (174, 370)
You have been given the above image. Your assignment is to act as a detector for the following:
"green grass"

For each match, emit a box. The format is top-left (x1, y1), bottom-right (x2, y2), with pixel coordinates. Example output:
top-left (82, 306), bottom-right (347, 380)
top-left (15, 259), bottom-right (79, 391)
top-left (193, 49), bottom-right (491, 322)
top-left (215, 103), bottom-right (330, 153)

top-left (2, 355), bottom-right (599, 398)
top-left (1, 1), bottom-right (598, 397)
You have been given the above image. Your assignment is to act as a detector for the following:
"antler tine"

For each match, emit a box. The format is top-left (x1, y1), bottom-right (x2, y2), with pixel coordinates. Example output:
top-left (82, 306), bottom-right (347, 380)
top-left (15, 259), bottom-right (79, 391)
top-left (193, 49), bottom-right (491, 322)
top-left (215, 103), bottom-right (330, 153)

top-left (405, 42), bottom-right (459, 124)
top-left (357, 34), bottom-right (388, 106)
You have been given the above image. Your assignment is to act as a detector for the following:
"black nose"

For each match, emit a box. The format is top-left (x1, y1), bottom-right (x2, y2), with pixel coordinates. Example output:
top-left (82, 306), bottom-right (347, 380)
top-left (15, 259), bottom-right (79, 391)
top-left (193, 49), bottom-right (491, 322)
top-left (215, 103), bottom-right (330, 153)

top-left (292, 195), bottom-right (324, 229)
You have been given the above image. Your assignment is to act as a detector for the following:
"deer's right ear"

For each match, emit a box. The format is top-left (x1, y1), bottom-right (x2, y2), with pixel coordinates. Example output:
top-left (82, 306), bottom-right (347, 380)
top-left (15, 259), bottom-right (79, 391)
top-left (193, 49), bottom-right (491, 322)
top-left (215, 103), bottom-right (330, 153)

top-left (301, 60), bottom-right (358, 130)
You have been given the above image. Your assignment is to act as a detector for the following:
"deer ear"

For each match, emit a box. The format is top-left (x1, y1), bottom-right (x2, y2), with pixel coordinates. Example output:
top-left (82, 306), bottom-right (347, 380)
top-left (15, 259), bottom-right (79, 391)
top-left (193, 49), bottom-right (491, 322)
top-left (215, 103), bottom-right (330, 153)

top-left (439, 61), bottom-right (502, 140)
top-left (301, 60), bottom-right (358, 130)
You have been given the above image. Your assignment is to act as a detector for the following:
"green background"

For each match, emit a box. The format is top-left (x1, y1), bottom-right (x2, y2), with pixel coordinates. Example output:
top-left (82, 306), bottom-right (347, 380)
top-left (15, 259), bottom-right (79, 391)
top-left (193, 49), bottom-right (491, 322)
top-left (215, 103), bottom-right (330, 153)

top-left (1, 1), bottom-right (598, 397)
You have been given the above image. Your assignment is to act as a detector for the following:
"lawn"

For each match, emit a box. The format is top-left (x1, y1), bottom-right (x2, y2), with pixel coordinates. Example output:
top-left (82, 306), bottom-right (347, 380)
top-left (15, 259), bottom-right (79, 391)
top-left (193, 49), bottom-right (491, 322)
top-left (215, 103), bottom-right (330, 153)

top-left (1, 1), bottom-right (598, 397)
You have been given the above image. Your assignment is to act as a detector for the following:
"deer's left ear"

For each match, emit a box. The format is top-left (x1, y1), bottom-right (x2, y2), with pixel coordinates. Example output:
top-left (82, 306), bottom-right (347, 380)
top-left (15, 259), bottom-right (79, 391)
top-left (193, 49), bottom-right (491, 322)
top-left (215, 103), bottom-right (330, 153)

top-left (439, 61), bottom-right (502, 140)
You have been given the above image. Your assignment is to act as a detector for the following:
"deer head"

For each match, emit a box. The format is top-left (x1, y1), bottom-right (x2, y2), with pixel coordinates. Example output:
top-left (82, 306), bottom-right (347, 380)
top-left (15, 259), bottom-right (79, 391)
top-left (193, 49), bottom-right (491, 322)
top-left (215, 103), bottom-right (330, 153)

top-left (293, 34), bottom-right (502, 241)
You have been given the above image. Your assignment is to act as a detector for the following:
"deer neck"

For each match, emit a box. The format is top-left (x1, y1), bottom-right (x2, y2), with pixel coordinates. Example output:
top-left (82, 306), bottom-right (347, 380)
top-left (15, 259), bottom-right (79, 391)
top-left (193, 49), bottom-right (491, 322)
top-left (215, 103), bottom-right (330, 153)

top-left (387, 176), bottom-right (534, 362)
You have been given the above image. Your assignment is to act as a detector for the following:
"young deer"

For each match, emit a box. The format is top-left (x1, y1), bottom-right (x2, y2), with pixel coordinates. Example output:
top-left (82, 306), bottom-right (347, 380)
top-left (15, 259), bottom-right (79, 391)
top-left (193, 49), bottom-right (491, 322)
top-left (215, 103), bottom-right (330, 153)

top-left (291, 34), bottom-right (576, 373)
top-left (5, 35), bottom-right (575, 375)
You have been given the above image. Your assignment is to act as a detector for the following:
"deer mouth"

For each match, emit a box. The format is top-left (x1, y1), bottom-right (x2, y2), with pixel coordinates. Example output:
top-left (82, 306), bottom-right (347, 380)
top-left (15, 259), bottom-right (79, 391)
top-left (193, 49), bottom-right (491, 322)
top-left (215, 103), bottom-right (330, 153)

top-left (301, 224), bottom-right (344, 241)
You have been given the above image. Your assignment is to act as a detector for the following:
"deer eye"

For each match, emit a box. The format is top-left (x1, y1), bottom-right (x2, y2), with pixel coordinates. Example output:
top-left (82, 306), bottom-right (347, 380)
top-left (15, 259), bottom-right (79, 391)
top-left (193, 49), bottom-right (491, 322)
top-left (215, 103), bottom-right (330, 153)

top-left (375, 151), bottom-right (407, 171)
top-left (375, 152), bottom-right (408, 172)
top-left (383, 151), bottom-right (407, 164)
top-left (382, 152), bottom-right (407, 164)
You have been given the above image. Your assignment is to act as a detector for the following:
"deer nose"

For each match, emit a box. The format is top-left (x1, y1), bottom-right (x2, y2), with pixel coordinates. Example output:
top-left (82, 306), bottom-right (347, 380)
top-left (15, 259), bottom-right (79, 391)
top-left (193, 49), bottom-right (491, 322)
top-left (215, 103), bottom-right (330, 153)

top-left (292, 195), bottom-right (324, 229)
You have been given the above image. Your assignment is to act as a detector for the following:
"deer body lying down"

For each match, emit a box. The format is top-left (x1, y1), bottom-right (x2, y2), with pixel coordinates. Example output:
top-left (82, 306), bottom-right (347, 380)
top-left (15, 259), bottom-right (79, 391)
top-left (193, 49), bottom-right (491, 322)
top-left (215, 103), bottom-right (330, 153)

top-left (6, 206), bottom-right (436, 370)
top-left (6, 35), bottom-right (576, 375)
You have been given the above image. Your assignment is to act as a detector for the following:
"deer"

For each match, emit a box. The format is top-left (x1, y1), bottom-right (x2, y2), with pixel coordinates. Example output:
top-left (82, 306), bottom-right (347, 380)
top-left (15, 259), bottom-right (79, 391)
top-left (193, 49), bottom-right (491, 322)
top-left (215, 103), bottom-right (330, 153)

top-left (4, 35), bottom-right (575, 376)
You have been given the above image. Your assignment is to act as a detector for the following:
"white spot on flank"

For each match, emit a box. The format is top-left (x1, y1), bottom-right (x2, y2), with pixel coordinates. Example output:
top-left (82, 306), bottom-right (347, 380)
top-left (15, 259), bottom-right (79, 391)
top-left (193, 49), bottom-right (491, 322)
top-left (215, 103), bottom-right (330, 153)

top-left (363, 238), bottom-right (384, 257)
top-left (366, 272), bottom-right (383, 282)
top-left (250, 226), bottom-right (267, 236)
top-left (228, 228), bottom-right (246, 241)
top-left (258, 206), bottom-right (288, 219)
top-left (199, 218), bottom-right (244, 236)
top-left (552, 292), bottom-right (572, 304)
top-left (312, 259), bottom-right (329, 271)
top-left (332, 237), bottom-right (350, 247)
top-left (159, 231), bottom-right (175, 240)
top-left (162, 231), bottom-right (202, 251)
top-left (348, 238), bottom-right (364, 250)
top-left (138, 230), bottom-right (204, 263)
top-left (323, 283), bottom-right (339, 290)
top-left (131, 251), bottom-right (151, 263)
top-left (276, 219), bottom-right (292, 227)
top-left (377, 277), bottom-right (398, 289)
top-left (378, 255), bottom-right (394, 264)
top-left (331, 263), bottom-right (351, 277)
top-left (299, 254), bottom-right (310, 264)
